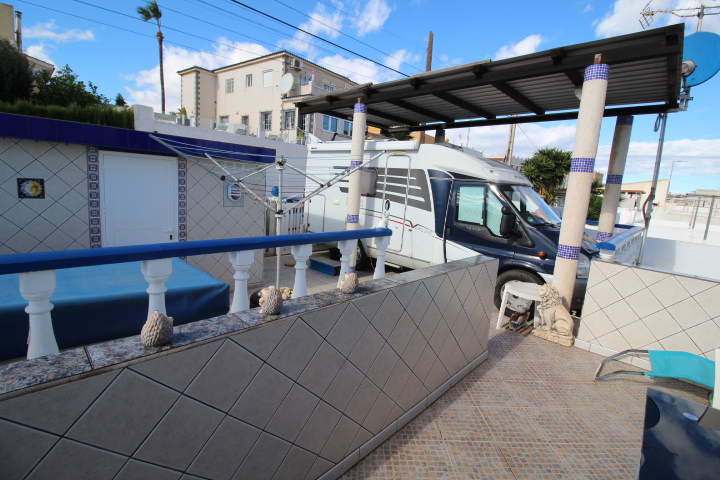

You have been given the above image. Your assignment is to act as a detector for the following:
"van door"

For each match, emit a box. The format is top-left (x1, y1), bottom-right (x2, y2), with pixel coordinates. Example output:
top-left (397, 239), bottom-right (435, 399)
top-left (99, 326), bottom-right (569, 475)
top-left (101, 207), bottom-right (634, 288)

top-left (445, 183), bottom-right (516, 261)
top-left (379, 154), bottom-right (411, 252)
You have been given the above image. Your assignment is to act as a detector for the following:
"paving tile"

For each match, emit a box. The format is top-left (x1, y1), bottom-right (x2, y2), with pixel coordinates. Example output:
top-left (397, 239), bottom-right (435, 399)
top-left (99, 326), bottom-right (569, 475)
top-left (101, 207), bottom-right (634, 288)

top-left (230, 317), bottom-right (293, 359)
top-left (498, 442), bottom-right (575, 480)
top-left (305, 456), bottom-right (334, 480)
top-left (417, 300), bottom-right (442, 340)
top-left (387, 312), bottom-right (417, 356)
top-left (115, 459), bottom-right (182, 480)
top-left (272, 446), bottom-right (318, 480)
top-left (296, 401), bottom-right (343, 455)
top-left (554, 443), bottom-right (640, 480)
top-left (0, 419), bottom-right (59, 480)
top-left (266, 384), bottom-right (320, 443)
top-left (392, 281), bottom-right (419, 308)
top-left (267, 320), bottom-right (324, 380)
top-left (479, 406), bottom-right (545, 443)
top-left (446, 441), bottom-right (520, 479)
top-left (362, 392), bottom-right (396, 435)
top-left (232, 432), bottom-right (293, 480)
top-left (302, 303), bottom-right (349, 338)
top-left (299, 341), bottom-right (347, 397)
top-left (187, 416), bottom-right (261, 480)
top-left (405, 283), bottom-right (432, 324)
top-left (348, 325), bottom-right (386, 374)
top-left (432, 402), bottom-right (494, 442)
top-left (389, 437), bottom-right (454, 479)
top-left (327, 303), bottom-right (370, 357)
top-left (229, 364), bottom-right (294, 429)
top-left (321, 415), bottom-right (362, 463)
top-left (372, 292), bottom-right (405, 339)
top-left (352, 291), bottom-right (388, 326)
top-left (367, 343), bottom-right (401, 389)
top-left (345, 378), bottom-right (382, 425)
top-left (324, 361), bottom-right (365, 412)
top-left (27, 438), bottom-right (126, 480)
top-left (528, 408), bottom-right (598, 445)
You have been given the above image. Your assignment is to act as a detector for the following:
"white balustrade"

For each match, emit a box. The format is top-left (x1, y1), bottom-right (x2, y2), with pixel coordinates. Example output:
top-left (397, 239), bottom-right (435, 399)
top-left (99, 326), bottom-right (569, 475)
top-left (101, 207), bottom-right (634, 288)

top-left (20, 270), bottom-right (59, 359)
top-left (336, 239), bottom-right (355, 288)
top-left (141, 258), bottom-right (172, 317)
top-left (373, 214), bottom-right (391, 279)
top-left (291, 244), bottom-right (313, 298)
top-left (229, 250), bottom-right (255, 313)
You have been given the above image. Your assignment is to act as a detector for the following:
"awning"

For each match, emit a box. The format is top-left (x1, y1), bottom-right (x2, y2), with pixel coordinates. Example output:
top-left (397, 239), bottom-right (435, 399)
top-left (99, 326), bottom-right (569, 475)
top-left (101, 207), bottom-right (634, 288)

top-left (296, 25), bottom-right (684, 133)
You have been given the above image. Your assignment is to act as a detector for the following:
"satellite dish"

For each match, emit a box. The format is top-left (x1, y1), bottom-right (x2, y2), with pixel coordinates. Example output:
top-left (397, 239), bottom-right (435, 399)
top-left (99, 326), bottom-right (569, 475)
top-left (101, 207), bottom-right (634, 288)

top-left (683, 32), bottom-right (720, 87)
top-left (278, 73), bottom-right (294, 94)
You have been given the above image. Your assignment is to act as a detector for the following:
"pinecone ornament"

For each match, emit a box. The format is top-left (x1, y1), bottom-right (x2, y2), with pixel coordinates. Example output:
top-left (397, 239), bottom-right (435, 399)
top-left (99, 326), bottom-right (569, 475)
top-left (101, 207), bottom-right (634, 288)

top-left (259, 286), bottom-right (283, 315)
top-left (340, 272), bottom-right (358, 293)
top-left (141, 310), bottom-right (174, 347)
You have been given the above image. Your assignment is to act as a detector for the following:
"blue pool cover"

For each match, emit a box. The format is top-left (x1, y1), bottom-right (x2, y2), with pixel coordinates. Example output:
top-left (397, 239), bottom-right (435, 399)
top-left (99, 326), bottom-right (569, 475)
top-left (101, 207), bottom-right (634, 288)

top-left (0, 258), bottom-right (230, 361)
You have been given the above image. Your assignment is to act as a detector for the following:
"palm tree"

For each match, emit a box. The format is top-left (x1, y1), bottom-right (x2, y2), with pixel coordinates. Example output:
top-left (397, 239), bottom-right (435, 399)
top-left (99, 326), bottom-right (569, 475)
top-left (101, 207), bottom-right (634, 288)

top-left (137, 1), bottom-right (165, 113)
top-left (521, 148), bottom-right (572, 206)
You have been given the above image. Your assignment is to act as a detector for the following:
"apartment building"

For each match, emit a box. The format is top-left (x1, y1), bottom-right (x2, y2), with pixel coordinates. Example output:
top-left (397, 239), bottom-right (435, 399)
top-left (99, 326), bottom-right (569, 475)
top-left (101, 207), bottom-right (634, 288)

top-left (178, 51), bottom-right (358, 142)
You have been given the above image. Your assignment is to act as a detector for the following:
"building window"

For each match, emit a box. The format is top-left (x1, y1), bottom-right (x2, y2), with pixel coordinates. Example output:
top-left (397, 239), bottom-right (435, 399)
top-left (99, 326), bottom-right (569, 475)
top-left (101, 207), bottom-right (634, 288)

top-left (241, 115), bottom-right (249, 126)
top-left (299, 114), bottom-right (307, 131)
top-left (219, 115), bottom-right (229, 124)
top-left (262, 70), bottom-right (273, 87)
top-left (299, 74), bottom-right (311, 86)
top-left (323, 84), bottom-right (335, 92)
top-left (225, 79), bottom-right (234, 93)
top-left (261, 112), bottom-right (272, 130)
top-left (283, 111), bottom-right (296, 130)
top-left (245, 74), bottom-right (252, 87)
top-left (343, 121), bottom-right (352, 136)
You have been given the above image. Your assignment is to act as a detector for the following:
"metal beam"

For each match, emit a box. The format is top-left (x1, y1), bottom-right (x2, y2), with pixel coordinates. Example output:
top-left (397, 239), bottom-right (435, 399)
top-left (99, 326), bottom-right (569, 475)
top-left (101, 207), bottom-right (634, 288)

top-left (387, 99), bottom-right (455, 123)
top-left (432, 92), bottom-right (496, 119)
top-left (385, 103), bottom-right (677, 133)
top-left (491, 82), bottom-right (545, 115)
top-left (366, 107), bottom-right (416, 127)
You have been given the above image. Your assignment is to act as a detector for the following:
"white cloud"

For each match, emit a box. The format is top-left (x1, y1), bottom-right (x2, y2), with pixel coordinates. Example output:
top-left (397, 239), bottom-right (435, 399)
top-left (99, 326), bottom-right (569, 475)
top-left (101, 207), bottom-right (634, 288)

top-left (24, 20), bottom-right (94, 43)
top-left (124, 38), bottom-right (270, 112)
top-left (494, 34), bottom-right (546, 60)
top-left (583, 3), bottom-right (594, 13)
top-left (315, 54), bottom-right (382, 84)
top-left (594, 0), bottom-right (720, 38)
top-left (278, 3), bottom-right (345, 59)
top-left (384, 49), bottom-right (421, 76)
top-left (445, 122), bottom-right (576, 158)
top-left (25, 43), bottom-right (55, 66)
top-left (438, 54), bottom-right (464, 67)
top-left (351, 0), bottom-right (392, 36)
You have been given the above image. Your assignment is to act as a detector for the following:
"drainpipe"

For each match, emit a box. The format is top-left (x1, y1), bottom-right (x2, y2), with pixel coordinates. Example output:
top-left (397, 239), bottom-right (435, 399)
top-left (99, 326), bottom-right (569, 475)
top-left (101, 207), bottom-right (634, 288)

top-left (553, 56), bottom-right (609, 309)
top-left (637, 113), bottom-right (668, 265)
top-left (343, 98), bottom-right (367, 280)
top-left (597, 116), bottom-right (633, 242)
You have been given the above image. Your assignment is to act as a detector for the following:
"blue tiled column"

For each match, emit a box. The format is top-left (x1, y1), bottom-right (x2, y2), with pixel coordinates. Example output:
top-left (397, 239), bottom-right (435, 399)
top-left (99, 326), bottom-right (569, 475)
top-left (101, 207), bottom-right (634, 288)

top-left (597, 116), bottom-right (633, 242)
top-left (554, 63), bottom-right (609, 308)
top-left (345, 101), bottom-right (367, 274)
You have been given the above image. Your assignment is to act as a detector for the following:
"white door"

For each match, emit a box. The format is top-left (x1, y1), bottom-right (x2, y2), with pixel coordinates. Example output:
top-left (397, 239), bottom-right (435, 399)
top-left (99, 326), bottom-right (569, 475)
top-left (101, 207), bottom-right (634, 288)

top-left (101, 151), bottom-right (178, 247)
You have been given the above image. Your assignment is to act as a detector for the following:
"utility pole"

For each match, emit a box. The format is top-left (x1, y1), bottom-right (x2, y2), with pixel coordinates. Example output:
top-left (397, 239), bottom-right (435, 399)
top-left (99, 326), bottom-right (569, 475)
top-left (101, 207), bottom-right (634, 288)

top-left (504, 116), bottom-right (517, 165)
top-left (420, 31), bottom-right (433, 144)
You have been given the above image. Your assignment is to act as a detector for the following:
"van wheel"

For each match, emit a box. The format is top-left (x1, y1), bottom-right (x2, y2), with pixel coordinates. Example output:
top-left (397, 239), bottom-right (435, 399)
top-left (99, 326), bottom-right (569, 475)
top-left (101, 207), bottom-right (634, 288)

top-left (494, 270), bottom-right (544, 317)
top-left (355, 241), bottom-right (370, 271)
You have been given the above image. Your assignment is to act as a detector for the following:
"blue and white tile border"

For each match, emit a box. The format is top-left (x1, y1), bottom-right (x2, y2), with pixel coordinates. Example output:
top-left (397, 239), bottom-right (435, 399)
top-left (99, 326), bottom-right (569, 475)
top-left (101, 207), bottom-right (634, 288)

top-left (86, 146), bottom-right (102, 249)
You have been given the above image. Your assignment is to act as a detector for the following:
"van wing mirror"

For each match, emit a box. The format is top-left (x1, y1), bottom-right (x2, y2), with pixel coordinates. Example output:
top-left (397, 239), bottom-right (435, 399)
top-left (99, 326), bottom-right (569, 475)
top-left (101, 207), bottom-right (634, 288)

top-left (499, 206), bottom-right (516, 237)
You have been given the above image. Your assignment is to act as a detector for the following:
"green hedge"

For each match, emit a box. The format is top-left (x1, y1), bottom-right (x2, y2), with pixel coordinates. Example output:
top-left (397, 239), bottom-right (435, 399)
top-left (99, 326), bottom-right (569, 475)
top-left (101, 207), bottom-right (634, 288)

top-left (0, 100), bottom-right (134, 129)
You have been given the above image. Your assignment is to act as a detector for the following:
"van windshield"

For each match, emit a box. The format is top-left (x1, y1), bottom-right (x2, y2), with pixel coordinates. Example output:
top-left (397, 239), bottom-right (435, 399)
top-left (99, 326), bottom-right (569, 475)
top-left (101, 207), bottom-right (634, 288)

top-left (498, 185), bottom-right (561, 226)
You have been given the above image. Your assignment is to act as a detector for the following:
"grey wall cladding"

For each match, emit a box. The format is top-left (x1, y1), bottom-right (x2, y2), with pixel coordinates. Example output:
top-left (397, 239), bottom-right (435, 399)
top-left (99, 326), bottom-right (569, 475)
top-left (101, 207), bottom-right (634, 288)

top-left (0, 258), bottom-right (497, 480)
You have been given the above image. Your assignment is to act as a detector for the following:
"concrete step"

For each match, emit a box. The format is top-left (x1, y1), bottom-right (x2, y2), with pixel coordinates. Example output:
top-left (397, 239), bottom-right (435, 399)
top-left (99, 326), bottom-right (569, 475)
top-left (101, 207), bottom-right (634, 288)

top-left (309, 253), bottom-right (341, 276)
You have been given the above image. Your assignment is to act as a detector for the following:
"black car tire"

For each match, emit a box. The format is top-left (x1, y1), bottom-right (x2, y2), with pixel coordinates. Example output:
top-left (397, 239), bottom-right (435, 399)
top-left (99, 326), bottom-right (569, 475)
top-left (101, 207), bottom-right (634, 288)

top-left (494, 269), bottom-right (544, 317)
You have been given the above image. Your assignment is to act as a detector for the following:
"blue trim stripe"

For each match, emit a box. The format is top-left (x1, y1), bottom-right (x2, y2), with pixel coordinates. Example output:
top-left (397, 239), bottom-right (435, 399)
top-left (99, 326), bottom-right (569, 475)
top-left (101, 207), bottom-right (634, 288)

top-left (596, 231), bottom-right (613, 242)
top-left (349, 266), bottom-right (356, 273)
top-left (617, 115), bottom-right (634, 126)
top-left (584, 64), bottom-right (610, 82)
top-left (606, 174), bottom-right (623, 185)
top-left (347, 214), bottom-right (359, 224)
top-left (557, 244), bottom-right (581, 260)
top-left (350, 161), bottom-right (362, 167)
top-left (570, 158), bottom-right (595, 173)
top-left (354, 103), bottom-right (367, 114)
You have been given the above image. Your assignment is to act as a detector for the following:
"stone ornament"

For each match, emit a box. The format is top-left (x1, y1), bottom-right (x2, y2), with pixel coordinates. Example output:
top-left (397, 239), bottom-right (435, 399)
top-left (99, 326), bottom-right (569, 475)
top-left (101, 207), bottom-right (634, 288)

top-left (340, 272), bottom-right (358, 293)
top-left (534, 284), bottom-right (575, 346)
top-left (259, 286), bottom-right (283, 315)
top-left (141, 310), bottom-right (174, 347)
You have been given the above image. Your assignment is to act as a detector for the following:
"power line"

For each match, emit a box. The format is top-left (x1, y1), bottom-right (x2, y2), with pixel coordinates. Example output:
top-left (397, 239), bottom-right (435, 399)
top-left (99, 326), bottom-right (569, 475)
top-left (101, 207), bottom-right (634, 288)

top-left (313, 0), bottom-right (449, 68)
top-left (517, 124), bottom-right (539, 151)
top-left (271, 0), bottom-right (422, 73)
top-left (227, 0), bottom-right (408, 77)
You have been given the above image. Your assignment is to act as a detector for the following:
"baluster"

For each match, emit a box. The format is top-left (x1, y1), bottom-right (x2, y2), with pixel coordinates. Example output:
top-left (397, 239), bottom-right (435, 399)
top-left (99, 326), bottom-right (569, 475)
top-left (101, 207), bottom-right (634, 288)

top-left (373, 234), bottom-right (391, 279)
top-left (336, 239), bottom-right (355, 288)
top-left (141, 258), bottom-right (172, 317)
top-left (20, 270), bottom-right (59, 359)
top-left (229, 250), bottom-right (255, 313)
top-left (291, 244), bottom-right (313, 298)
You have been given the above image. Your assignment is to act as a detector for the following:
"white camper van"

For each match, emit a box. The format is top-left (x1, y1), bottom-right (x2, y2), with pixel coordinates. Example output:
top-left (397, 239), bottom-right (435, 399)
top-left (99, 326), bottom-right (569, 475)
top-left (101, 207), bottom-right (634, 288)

top-left (304, 140), bottom-right (595, 312)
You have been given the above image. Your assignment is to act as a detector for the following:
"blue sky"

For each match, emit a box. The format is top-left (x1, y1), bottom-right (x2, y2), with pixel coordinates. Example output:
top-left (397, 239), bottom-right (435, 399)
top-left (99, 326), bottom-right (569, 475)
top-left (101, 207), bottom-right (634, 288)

top-left (12, 0), bottom-right (720, 193)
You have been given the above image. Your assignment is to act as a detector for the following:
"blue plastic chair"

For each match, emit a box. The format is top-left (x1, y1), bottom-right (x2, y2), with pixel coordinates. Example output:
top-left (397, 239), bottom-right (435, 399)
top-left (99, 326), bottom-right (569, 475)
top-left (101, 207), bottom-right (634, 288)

top-left (594, 349), bottom-right (716, 391)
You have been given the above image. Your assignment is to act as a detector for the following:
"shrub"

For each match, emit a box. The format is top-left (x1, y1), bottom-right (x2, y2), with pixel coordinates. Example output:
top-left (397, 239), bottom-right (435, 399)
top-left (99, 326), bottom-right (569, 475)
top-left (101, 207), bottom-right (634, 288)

top-left (0, 100), bottom-right (134, 129)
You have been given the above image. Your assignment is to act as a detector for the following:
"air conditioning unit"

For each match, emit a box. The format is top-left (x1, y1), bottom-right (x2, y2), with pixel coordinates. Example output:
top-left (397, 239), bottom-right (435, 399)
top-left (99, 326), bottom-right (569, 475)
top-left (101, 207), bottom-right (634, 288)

top-left (291, 58), bottom-right (303, 70)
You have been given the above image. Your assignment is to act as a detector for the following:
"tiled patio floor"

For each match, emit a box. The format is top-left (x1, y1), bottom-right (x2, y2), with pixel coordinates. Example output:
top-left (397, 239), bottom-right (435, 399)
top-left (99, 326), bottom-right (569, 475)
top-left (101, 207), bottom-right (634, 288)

top-left (341, 318), bottom-right (711, 480)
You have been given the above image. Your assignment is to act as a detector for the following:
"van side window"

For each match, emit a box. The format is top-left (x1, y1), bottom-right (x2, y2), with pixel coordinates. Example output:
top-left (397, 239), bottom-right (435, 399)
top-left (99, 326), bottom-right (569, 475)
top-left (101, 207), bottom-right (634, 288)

top-left (456, 185), bottom-right (504, 237)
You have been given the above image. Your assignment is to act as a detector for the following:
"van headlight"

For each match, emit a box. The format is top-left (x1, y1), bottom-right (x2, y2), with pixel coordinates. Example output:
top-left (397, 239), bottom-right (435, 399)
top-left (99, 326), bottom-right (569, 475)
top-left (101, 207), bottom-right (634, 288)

top-left (577, 254), bottom-right (590, 278)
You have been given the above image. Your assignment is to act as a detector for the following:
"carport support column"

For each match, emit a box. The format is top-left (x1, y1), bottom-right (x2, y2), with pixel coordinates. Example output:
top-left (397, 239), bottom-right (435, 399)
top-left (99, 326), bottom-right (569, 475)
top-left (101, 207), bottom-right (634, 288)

top-left (597, 116), bottom-right (634, 241)
top-left (553, 61), bottom-right (609, 309)
top-left (343, 99), bottom-right (367, 281)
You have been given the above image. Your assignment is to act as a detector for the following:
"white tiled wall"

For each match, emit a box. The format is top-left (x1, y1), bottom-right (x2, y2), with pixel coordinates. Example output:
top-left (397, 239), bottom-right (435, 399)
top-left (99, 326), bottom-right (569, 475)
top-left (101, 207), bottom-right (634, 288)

top-left (0, 138), bottom-right (89, 254)
top-left (578, 259), bottom-right (720, 361)
top-left (185, 161), bottom-right (265, 285)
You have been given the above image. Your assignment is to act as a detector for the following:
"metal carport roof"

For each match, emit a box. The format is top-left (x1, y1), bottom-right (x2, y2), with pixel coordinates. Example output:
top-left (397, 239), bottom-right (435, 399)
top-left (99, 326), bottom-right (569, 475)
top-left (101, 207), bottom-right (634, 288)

top-left (296, 25), bottom-right (684, 134)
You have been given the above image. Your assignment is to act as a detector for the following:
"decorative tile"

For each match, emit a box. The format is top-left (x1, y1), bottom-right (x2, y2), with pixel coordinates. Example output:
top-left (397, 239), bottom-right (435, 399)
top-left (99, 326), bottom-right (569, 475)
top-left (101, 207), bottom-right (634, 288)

top-left (366, 344), bottom-right (400, 389)
top-left (348, 324), bottom-right (386, 374)
top-left (185, 340), bottom-right (263, 411)
top-left (351, 291), bottom-right (388, 325)
top-left (648, 276), bottom-right (691, 308)
top-left (27, 438), bottom-right (126, 480)
top-left (233, 432), bottom-right (293, 480)
top-left (391, 281), bottom-right (419, 308)
top-left (321, 415), bottom-right (362, 463)
top-left (326, 303), bottom-right (369, 357)
top-left (371, 292), bottom-right (405, 339)
top-left (686, 320), bottom-right (720, 354)
top-left (587, 279), bottom-right (622, 309)
top-left (265, 384), bottom-right (320, 443)
top-left (115, 460), bottom-right (181, 480)
top-left (229, 364), bottom-right (294, 429)
top-left (417, 300), bottom-right (442, 340)
top-left (296, 401), bottom-right (343, 455)
top-left (67, 370), bottom-right (179, 456)
top-left (0, 419), bottom-right (59, 480)
top-left (266, 320), bottom-right (324, 380)
top-left (666, 297), bottom-right (710, 330)
top-left (130, 341), bottom-right (221, 392)
top-left (658, 331), bottom-right (702, 355)
top-left (323, 361), bottom-right (365, 412)
top-left (638, 310), bottom-right (682, 340)
top-left (624, 288), bottom-right (664, 319)
top-left (602, 300), bottom-right (639, 329)
top-left (344, 378), bottom-right (382, 425)
top-left (593, 260), bottom-right (628, 279)
top-left (387, 312), bottom-right (417, 356)
top-left (693, 285), bottom-right (720, 318)
top-left (595, 330), bottom-right (632, 353)
top-left (617, 320), bottom-right (656, 350)
top-left (675, 275), bottom-right (715, 296)
top-left (272, 446), bottom-right (318, 480)
top-left (299, 342), bottom-right (347, 397)
top-left (633, 267), bottom-right (668, 287)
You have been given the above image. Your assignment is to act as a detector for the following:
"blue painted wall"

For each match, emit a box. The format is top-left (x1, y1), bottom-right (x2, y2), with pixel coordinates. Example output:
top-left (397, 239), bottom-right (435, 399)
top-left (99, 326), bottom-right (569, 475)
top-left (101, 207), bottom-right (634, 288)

top-left (0, 113), bottom-right (276, 163)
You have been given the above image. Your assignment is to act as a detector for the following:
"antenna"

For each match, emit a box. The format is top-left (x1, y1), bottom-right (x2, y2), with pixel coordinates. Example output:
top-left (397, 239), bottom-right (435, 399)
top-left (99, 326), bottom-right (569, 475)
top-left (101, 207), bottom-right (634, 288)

top-left (639, 2), bottom-right (720, 32)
